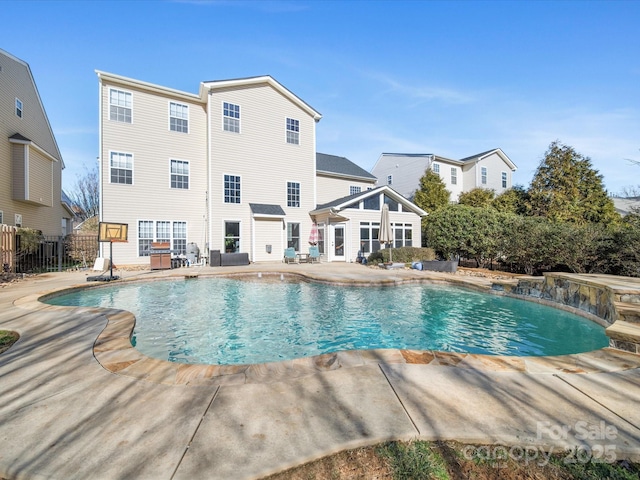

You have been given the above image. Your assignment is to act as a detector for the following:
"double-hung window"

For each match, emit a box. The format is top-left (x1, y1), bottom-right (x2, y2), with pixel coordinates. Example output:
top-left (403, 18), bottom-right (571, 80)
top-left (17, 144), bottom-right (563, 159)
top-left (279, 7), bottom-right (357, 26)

top-left (451, 168), bottom-right (457, 185)
top-left (169, 102), bottom-right (188, 133)
top-left (156, 221), bottom-right (171, 244)
top-left (110, 152), bottom-right (133, 184)
top-left (287, 223), bottom-right (300, 251)
top-left (350, 186), bottom-right (361, 195)
top-left (481, 166), bottom-right (488, 185)
top-left (173, 222), bottom-right (187, 254)
top-left (432, 162), bottom-right (440, 174)
top-left (223, 102), bottom-right (240, 133)
top-left (501, 171), bottom-right (508, 188)
top-left (15, 98), bottom-right (23, 118)
top-left (224, 174), bottom-right (241, 203)
top-left (170, 160), bottom-right (189, 189)
top-left (109, 89), bottom-right (132, 123)
top-left (286, 118), bottom-right (299, 144)
top-left (287, 181), bottom-right (300, 207)
top-left (138, 221), bottom-right (154, 256)
top-left (387, 174), bottom-right (393, 185)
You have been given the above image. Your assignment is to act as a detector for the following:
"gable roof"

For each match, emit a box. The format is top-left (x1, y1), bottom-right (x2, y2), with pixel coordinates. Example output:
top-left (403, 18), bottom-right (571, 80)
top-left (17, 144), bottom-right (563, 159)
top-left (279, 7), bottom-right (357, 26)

top-left (459, 148), bottom-right (517, 171)
top-left (1, 48), bottom-right (64, 167)
top-left (96, 71), bottom-right (323, 121)
top-left (311, 185), bottom-right (427, 217)
top-left (316, 153), bottom-right (376, 181)
top-left (201, 75), bottom-right (322, 121)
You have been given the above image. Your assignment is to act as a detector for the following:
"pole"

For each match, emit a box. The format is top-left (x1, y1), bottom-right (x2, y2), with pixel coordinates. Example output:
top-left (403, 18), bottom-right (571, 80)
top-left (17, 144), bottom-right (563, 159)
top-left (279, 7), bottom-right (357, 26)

top-left (110, 241), bottom-right (113, 279)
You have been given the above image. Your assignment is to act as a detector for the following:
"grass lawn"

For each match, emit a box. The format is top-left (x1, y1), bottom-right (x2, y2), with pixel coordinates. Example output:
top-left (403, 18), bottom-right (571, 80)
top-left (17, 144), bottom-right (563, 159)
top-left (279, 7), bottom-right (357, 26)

top-left (0, 330), bottom-right (19, 354)
top-left (264, 440), bottom-right (640, 480)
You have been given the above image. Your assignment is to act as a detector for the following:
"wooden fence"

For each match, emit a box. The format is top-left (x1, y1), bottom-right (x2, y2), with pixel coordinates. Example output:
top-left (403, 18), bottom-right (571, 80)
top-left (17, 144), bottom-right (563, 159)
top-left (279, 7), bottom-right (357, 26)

top-left (1, 224), bottom-right (17, 273)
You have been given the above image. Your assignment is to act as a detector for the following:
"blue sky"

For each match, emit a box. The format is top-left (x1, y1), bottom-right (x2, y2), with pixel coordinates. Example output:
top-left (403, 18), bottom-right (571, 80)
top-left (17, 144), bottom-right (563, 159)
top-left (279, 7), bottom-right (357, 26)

top-left (2, 0), bottom-right (639, 195)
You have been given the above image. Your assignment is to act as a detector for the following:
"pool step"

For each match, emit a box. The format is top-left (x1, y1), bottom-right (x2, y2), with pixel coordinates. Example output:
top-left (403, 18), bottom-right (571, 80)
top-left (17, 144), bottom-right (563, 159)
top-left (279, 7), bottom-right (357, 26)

top-left (184, 272), bottom-right (199, 279)
top-left (606, 320), bottom-right (640, 354)
top-left (615, 301), bottom-right (640, 324)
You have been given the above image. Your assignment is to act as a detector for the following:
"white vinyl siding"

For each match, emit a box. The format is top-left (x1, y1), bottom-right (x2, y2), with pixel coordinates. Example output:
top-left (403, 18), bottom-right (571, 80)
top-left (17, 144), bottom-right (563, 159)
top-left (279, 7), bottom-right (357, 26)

top-left (316, 175), bottom-right (375, 206)
top-left (109, 88), bottom-right (132, 123)
top-left (169, 102), bottom-right (188, 133)
top-left (99, 76), bottom-right (207, 264)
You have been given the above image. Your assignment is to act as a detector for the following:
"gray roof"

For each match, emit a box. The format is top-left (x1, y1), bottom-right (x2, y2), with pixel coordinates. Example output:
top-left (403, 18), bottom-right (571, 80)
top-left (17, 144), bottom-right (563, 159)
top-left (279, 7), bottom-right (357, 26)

top-left (316, 153), bottom-right (376, 180)
top-left (315, 186), bottom-right (385, 210)
top-left (458, 149), bottom-right (500, 163)
top-left (9, 133), bottom-right (31, 142)
top-left (249, 203), bottom-right (286, 216)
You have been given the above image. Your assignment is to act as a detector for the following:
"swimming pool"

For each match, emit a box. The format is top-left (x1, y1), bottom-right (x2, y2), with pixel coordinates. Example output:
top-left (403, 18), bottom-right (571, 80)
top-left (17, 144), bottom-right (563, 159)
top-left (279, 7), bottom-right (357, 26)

top-left (47, 276), bottom-right (609, 365)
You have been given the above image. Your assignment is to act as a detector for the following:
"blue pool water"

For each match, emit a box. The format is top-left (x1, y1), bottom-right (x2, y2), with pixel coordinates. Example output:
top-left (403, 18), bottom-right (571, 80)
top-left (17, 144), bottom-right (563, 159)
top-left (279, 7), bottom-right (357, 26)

top-left (46, 277), bottom-right (609, 365)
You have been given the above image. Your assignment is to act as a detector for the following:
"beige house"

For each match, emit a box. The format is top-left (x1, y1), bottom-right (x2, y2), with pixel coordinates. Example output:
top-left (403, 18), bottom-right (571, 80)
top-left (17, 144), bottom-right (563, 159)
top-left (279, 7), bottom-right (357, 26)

top-left (0, 49), bottom-right (70, 235)
top-left (371, 149), bottom-right (517, 201)
top-left (97, 71), bottom-right (425, 264)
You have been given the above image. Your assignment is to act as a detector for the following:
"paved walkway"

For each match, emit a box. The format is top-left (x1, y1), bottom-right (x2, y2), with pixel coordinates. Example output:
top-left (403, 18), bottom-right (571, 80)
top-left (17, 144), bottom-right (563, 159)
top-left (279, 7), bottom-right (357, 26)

top-left (1, 264), bottom-right (640, 479)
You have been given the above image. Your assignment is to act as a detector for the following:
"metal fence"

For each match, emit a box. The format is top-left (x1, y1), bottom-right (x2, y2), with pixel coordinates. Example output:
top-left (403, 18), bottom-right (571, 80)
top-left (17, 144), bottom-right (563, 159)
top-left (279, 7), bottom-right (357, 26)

top-left (9, 230), bottom-right (99, 274)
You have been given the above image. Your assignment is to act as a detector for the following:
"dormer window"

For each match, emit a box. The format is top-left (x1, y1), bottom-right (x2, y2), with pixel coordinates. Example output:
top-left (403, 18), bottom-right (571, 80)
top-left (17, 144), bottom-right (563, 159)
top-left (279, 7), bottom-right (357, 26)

top-left (15, 98), bottom-right (23, 118)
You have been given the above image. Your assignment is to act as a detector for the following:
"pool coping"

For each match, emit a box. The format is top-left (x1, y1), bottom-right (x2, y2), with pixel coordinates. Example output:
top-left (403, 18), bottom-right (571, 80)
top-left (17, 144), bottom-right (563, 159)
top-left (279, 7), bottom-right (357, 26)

top-left (28, 268), bottom-right (640, 386)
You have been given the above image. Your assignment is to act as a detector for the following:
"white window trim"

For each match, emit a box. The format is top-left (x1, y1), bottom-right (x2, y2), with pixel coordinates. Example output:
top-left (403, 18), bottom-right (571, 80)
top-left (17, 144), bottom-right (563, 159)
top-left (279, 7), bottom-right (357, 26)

top-left (108, 88), bottom-right (133, 123)
top-left (15, 213), bottom-right (23, 228)
top-left (450, 167), bottom-right (457, 185)
top-left (387, 174), bottom-right (393, 185)
top-left (432, 162), bottom-right (440, 174)
top-left (223, 173), bottom-right (242, 204)
top-left (501, 171), bottom-right (508, 188)
top-left (481, 166), bottom-right (488, 185)
top-left (285, 117), bottom-right (300, 145)
top-left (223, 219), bottom-right (242, 253)
top-left (168, 101), bottom-right (189, 133)
top-left (108, 150), bottom-right (134, 185)
top-left (350, 185), bottom-right (362, 195)
top-left (169, 158), bottom-right (190, 189)
top-left (15, 98), bottom-right (23, 118)
top-left (0, 210), bottom-right (3, 224)
top-left (222, 101), bottom-right (241, 133)
top-left (287, 181), bottom-right (301, 208)
top-left (136, 219), bottom-right (188, 257)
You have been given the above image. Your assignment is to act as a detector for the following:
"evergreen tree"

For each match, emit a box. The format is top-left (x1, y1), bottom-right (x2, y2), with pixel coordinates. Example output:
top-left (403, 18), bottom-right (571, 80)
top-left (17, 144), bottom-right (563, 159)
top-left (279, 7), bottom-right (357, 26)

top-left (413, 168), bottom-right (450, 213)
top-left (492, 185), bottom-right (530, 215)
top-left (528, 141), bottom-right (619, 225)
top-left (458, 187), bottom-right (495, 207)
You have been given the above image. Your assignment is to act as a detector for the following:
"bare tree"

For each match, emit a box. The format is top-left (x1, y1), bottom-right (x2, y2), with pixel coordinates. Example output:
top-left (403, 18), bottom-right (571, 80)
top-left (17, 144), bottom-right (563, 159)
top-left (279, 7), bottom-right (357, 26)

top-left (620, 149), bottom-right (640, 198)
top-left (67, 164), bottom-right (99, 221)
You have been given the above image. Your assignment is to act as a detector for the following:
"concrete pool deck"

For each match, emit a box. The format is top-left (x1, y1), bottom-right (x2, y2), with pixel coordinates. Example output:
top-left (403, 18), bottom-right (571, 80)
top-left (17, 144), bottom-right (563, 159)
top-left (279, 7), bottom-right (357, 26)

top-left (1, 263), bottom-right (640, 479)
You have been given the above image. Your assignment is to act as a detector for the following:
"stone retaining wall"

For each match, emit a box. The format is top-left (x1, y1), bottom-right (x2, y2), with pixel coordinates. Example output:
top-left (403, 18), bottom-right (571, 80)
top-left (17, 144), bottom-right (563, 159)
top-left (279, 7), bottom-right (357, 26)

top-left (497, 273), bottom-right (640, 354)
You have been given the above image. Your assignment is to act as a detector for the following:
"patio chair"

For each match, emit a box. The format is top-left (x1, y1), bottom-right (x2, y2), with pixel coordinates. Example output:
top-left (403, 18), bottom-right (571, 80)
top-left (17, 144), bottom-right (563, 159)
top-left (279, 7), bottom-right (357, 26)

top-left (284, 247), bottom-right (297, 264)
top-left (308, 246), bottom-right (320, 263)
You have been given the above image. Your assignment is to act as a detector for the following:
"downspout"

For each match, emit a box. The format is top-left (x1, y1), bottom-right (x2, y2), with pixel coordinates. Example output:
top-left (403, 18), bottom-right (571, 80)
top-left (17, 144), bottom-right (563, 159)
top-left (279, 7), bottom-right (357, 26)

top-left (97, 75), bottom-right (104, 258)
top-left (206, 88), bottom-right (211, 260)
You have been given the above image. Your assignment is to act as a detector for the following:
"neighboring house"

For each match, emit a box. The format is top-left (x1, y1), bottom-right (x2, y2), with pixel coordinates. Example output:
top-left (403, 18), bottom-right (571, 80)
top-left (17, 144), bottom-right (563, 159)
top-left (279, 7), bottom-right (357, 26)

top-left (612, 197), bottom-right (640, 216)
top-left (311, 185), bottom-right (426, 262)
top-left (97, 71), bottom-right (426, 264)
top-left (371, 149), bottom-right (517, 200)
top-left (0, 49), bottom-right (69, 235)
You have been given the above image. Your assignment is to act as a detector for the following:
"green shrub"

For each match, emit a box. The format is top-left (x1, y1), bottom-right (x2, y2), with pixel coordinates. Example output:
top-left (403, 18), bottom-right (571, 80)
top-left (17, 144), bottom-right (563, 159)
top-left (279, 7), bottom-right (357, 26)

top-left (367, 247), bottom-right (435, 265)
